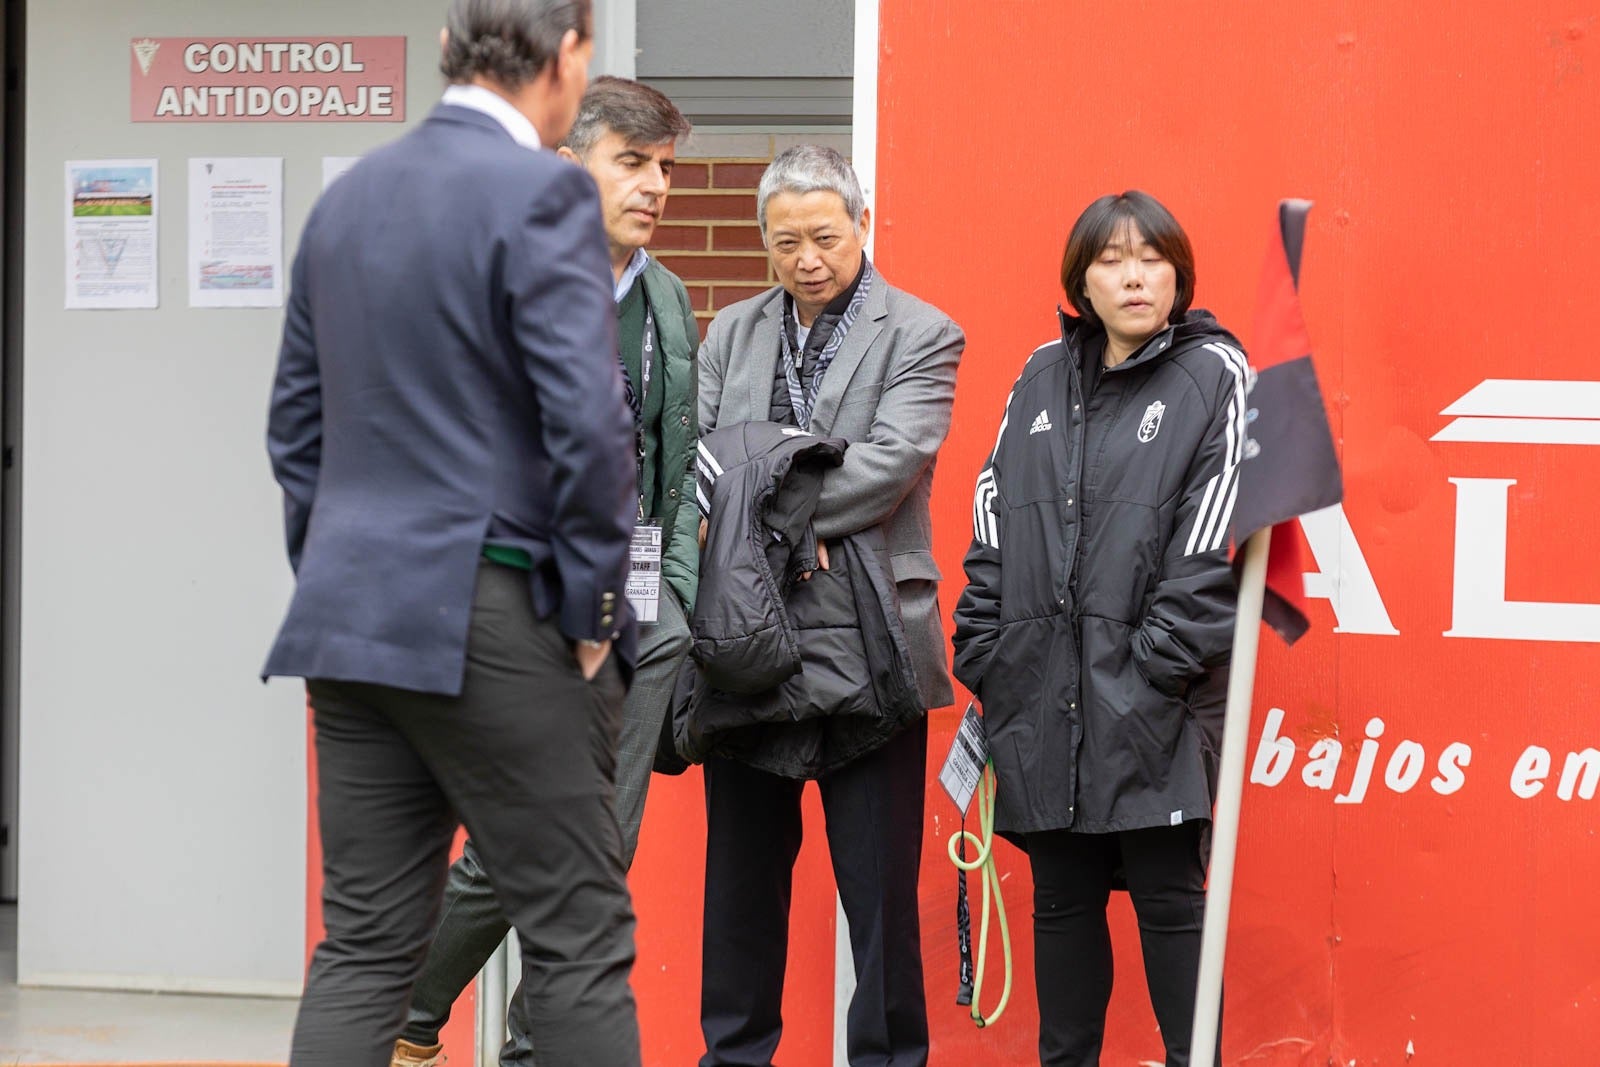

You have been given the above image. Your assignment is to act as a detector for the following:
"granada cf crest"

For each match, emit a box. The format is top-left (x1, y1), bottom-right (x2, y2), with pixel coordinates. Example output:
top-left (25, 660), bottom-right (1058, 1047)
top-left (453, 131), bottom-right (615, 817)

top-left (1138, 400), bottom-right (1166, 443)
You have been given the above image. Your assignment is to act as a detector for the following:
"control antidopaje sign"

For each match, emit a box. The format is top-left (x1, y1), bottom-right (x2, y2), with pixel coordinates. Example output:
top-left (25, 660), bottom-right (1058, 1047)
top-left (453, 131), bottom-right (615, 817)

top-left (130, 36), bottom-right (406, 122)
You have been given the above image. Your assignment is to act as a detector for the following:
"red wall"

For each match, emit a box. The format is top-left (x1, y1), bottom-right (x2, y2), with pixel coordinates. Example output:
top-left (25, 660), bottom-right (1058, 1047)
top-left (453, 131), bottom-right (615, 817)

top-left (872, 0), bottom-right (1600, 1063)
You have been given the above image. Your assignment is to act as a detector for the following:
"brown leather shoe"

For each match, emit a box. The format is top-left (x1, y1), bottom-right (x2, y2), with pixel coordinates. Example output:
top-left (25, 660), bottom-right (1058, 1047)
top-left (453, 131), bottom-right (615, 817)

top-left (391, 1037), bottom-right (445, 1067)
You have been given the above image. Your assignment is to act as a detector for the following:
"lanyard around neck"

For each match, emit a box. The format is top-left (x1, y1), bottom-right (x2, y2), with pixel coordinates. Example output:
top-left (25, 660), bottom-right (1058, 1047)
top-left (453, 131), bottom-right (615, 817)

top-left (618, 299), bottom-right (656, 519)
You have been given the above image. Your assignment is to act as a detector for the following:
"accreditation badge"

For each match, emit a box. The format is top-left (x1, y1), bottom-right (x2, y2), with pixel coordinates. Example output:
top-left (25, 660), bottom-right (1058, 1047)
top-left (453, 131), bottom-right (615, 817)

top-left (939, 703), bottom-right (989, 816)
top-left (627, 521), bottom-right (663, 625)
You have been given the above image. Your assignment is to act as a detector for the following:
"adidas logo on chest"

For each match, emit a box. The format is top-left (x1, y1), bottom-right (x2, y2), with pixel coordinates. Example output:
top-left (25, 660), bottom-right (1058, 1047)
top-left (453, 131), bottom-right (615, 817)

top-left (1029, 409), bottom-right (1052, 435)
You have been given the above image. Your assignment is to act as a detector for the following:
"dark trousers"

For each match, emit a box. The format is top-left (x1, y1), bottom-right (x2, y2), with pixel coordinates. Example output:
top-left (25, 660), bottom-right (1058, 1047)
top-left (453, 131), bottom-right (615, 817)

top-left (397, 590), bottom-right (691, 1063)
top-left (1025, 822), bottom-right (1218, 1067)
top-left (288, 563), bottom-right (641, 1067)
top-left (699, 718), bottom-right (929, 1067)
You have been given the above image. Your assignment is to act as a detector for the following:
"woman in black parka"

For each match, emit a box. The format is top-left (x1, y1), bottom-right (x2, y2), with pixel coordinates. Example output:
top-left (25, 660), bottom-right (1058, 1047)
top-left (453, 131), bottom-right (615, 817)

top-left (952, 191), bottom-right (1242, 1066)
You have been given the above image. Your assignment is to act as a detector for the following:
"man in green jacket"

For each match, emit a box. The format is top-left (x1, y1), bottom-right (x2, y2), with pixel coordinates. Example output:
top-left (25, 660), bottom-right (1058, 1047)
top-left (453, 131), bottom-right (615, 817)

top-left (392, 76), bottom-right (699, 1067)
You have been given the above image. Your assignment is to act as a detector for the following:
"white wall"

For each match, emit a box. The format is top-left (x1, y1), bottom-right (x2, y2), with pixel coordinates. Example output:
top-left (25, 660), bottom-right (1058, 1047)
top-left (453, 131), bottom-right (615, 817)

top-left (19, 0), bottom-right (447, 994)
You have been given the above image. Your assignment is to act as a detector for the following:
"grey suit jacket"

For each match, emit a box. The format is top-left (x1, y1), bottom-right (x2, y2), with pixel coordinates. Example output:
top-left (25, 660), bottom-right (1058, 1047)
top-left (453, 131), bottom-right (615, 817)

top-left (699, 274), bottom-right (963, 709)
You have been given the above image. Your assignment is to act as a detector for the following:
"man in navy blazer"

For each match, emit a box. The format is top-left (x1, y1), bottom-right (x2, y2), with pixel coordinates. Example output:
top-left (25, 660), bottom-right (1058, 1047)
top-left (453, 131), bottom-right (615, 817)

top-left (264, 2), bottom-right (641, 1064)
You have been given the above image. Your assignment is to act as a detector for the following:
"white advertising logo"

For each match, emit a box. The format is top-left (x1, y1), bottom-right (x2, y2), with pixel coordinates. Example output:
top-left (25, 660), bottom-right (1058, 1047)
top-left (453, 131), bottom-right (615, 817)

top-left (1296, 378), bottom-right (1600, 643)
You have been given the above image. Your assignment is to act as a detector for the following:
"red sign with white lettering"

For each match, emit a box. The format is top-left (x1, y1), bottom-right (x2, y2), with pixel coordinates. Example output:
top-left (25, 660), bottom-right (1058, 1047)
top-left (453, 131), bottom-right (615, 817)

top-left (865, 2), bottom-right (1600, 1064)
top-left (129, 36), bottom-right (406, 123)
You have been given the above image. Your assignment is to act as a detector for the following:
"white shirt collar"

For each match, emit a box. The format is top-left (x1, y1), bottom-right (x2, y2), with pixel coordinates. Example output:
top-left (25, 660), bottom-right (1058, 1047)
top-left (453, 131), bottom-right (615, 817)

top-left (614, 248), bottom-right (650, 304)
top-left (440, 84), bottom-right (542, 151)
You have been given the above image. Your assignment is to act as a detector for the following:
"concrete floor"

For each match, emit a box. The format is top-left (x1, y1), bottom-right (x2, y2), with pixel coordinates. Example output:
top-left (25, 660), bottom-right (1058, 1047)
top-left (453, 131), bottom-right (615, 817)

top-left (0, 905), bottom-right (296, 1064)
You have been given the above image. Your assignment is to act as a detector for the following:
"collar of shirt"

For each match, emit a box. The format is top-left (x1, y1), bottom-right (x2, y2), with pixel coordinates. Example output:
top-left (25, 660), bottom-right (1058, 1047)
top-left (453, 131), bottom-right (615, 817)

top-left (614, 247), bottom-right (650, 304)
top-left (440, 84), bottom-right (542, 151)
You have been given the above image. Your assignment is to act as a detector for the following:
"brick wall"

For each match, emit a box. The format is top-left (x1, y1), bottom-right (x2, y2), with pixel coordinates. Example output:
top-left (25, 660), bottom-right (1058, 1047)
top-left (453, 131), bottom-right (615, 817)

top-left (656, 156), bottom-right (773, 341)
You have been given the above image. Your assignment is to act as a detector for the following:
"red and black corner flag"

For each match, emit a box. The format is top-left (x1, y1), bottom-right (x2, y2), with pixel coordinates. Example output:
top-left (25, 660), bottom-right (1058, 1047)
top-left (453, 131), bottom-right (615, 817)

top-left (1232, 200), bottom-right (1343, 644)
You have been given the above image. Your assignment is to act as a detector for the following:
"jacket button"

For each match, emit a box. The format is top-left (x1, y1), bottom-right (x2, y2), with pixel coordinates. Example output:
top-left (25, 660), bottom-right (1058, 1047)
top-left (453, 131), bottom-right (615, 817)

top-left (601, 613), bottom-right (614, 627)
top-left (1067, 497), bottom-right (1074, 506)
top-left (681, 415), bottom-right (690, 425)
top-left (1069, 702), bottom-right (1077, 710)
top-left (668, 488), bottom-right (678, 498)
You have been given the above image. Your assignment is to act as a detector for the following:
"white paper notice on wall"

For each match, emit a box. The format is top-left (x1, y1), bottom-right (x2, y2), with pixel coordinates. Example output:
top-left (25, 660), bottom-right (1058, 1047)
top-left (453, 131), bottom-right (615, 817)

top-left (188, 156), bottom-right (284, 308)
top-left (65, 159), bottom-right (160, 310)
top-left (938, 702), bottom-right (989, 816)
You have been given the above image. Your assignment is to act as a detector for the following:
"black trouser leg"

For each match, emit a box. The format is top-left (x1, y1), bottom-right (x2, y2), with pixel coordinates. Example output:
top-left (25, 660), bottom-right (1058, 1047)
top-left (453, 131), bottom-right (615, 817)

top-left (290, 685), bottom-right (458, 1067)
top-left (418, 570), bottom-right (639, 1067)
top-left (1121, 823), bottom-right (1218, 1067)
top-left (698, 755), bottom-right (805, 1067)
top-left (1028, 823), bottom-right (1217, 1067)
top-left (290, 564), bottom-right (641, 1067)
top-left (1027, 829), bottom-right (1118, 1067)
top-left (400, 593), bottom-right (691, 1063)
top-left (821, 719), bottom-right (930, 1067)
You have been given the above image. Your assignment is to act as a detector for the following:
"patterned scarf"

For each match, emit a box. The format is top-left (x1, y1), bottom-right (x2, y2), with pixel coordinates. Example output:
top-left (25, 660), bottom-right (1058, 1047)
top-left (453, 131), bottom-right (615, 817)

top-left (779, 257), bottom-right (874, 430)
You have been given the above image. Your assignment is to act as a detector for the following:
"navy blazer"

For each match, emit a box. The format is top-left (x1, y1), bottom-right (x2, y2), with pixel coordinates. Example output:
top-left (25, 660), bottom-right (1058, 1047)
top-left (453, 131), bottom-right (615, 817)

top-left (264, 103), bottom-right (637, 695)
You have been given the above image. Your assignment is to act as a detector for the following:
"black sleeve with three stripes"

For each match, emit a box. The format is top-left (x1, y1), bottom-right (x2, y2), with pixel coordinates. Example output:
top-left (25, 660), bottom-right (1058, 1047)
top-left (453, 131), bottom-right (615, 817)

top-left (1128, 354), bottom-right (1246, 698)
top-left (951, 376), bottom-right (1024, 700)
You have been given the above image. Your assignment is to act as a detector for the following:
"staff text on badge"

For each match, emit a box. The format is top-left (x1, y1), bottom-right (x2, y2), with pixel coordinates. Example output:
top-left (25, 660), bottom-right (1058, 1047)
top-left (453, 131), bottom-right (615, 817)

top-left (627, 523), bottom-right (663, 625)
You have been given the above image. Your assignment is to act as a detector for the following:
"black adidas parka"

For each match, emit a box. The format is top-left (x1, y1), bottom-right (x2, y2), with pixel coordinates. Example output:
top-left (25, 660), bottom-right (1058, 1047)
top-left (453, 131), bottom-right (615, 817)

top-left (952, 310), bottom-right (1244, 836)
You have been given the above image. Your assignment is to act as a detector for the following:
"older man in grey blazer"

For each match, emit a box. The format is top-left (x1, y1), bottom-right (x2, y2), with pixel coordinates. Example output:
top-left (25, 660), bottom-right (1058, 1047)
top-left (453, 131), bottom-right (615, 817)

top-left (696, 145), bottom-right (963, 1067)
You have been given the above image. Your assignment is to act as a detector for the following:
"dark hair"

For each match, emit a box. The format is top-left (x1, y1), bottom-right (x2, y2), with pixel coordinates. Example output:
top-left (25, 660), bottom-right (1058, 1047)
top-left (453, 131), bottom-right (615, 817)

top-left (562, 76), bottom-right (692, 156)
top-left (440, 0), bottom-right (592, 90)
top-left (1059, 190), bottom-right (1195, 328)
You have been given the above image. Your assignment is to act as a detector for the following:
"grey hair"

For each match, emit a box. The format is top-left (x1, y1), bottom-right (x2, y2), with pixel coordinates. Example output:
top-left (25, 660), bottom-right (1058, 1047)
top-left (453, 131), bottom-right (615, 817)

top-left (756, 145), bottom-right (865, 236)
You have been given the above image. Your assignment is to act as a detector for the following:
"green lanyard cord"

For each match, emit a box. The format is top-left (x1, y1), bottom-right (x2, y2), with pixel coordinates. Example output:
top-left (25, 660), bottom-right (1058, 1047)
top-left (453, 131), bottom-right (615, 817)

top-left (946, 761), bottom-right (1013, 1028)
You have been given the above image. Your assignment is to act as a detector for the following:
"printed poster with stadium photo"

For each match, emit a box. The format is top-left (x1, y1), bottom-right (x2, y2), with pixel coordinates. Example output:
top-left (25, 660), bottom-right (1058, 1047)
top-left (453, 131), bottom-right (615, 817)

top-left (65, 159), bottom-right (159, 309)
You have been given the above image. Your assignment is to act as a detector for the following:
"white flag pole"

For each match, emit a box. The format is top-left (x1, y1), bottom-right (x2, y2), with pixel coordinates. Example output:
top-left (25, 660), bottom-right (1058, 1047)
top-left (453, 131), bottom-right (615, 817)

top-left (1189, 525), bottom-right (1272, 1065)
top-left (476, 933), bottom-right (512, 1065)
